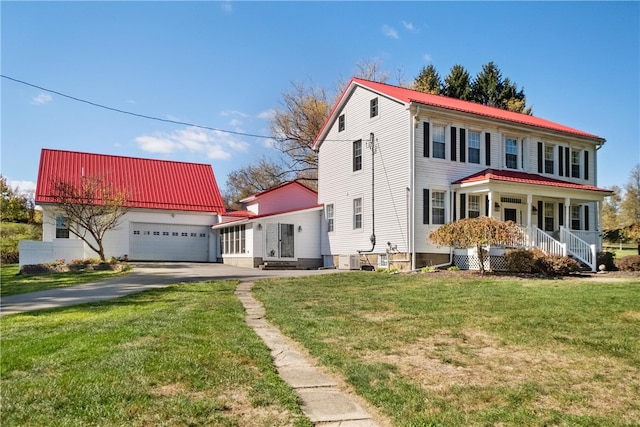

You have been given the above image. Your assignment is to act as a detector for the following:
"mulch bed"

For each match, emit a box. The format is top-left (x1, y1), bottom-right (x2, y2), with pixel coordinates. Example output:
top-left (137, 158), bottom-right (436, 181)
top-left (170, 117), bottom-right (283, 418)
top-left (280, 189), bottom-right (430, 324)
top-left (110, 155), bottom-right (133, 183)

top-left (20, 263), bottom-right (128, 275)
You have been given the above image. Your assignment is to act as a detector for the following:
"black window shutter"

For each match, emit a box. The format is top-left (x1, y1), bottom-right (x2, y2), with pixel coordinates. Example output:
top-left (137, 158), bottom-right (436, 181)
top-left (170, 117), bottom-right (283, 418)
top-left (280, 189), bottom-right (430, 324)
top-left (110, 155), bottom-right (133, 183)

top-left (584, 151), bottom-right (589, 180)
top-left (423, 189), bottom-right (430, 224)
top-left (565, 147), bottom-right (570, 177)
top-left (537, 201), bottom-right (543, 229)
top-left (584, 205), bottom-right (590, 231)
top-left (537, 142), bottom-right (543, 173)
top-left (485, 195), bottom-right (489, 217)
top-left (558, 146), bottom-right (564, 176)
top-left (453, 192), bottom-right (457, 221)
top-left (423, 122), bottom-right (430, 157)
top-left (485, 133), bottom-right (491, 166)
top-left (450, 127), bottom-right (457, 161)
top-left (460, 129), bottom-right (466, 163)
top-left (460, 193), bottom-right (466, 219)
top-left (559, 203), bottom-right (564, 226)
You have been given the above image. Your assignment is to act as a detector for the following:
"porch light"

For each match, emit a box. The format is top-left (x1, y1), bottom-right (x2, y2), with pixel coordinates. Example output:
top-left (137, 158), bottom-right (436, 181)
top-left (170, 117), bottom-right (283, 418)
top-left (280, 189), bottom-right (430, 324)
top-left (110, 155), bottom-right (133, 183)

top-left (257, 223), bottom-right (262, 230)
top-left (532, 206), bottom-right (538, 213)
top-left (494, 202), bottom-right (501, 211)
top-left (298, 225), bottom-right (303, 232)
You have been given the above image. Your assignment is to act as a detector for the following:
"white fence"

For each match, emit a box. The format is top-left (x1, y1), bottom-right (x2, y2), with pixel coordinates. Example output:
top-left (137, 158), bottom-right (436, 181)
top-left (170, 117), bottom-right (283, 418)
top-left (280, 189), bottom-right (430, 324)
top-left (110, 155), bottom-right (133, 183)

top-left (19, 239), bottom-right (85, 267)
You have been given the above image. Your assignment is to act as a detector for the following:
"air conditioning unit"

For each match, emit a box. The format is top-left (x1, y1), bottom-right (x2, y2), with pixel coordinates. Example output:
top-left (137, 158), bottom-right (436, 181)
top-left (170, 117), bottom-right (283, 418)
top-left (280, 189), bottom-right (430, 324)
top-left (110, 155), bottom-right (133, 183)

top-left (338, 254), bottom-right (361, 270)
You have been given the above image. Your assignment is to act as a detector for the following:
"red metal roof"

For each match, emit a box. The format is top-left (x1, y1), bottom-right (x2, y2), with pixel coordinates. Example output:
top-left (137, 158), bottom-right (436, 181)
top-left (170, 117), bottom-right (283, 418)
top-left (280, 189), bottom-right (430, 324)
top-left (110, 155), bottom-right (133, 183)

top-left (452, 168), bottom-right (611, 193)
top-left (36, 149), bottom-right (226, 213)
top-left (314, 78), bottom-right (604, 148)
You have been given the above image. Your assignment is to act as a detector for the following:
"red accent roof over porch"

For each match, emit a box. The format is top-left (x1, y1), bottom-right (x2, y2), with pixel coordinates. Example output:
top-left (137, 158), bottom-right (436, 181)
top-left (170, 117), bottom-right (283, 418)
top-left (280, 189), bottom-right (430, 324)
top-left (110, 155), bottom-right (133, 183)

top-left (36, 149), bottom-right (226, 213)
top-left (452, 168), bottom-right (612, 193)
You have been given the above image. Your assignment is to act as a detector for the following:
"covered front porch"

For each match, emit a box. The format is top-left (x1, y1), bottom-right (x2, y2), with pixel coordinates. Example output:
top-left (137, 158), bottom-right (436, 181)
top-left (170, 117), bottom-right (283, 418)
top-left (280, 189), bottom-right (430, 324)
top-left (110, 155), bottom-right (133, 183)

top-left (452, 169), bottom-right (612, 271)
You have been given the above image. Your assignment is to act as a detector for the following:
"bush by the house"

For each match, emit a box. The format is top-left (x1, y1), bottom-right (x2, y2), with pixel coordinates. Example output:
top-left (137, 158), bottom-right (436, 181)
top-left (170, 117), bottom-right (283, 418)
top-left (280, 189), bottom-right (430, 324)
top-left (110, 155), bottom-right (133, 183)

top-left (534, 255), bottom-right (581, 276)
top-left (597, 251), bottom-right (617, 271)
top-left (615, 255), bottom-right (640, 272)
top-left (504, 248), bottom-right (546, 273)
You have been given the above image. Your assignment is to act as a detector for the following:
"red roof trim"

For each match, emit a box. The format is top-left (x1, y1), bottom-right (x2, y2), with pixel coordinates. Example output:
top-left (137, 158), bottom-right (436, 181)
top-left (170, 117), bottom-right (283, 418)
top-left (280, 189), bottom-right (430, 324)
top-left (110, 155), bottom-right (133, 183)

top-left (36, 149), bottom-right (226, 213)
top-left (313, 78), bottom-right (604, 148)
top-left (452, 168), bottom-right (611, 193)
top-left (239, 180), bottom-right (317, 203)
top-left (212, 204), bottom-right (324, 228)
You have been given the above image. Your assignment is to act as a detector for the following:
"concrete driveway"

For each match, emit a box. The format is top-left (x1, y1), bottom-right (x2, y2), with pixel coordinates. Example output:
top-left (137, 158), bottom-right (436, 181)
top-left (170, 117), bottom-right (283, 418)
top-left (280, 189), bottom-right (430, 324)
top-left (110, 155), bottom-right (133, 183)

top-left (1, 262), bottom-right (337, 316)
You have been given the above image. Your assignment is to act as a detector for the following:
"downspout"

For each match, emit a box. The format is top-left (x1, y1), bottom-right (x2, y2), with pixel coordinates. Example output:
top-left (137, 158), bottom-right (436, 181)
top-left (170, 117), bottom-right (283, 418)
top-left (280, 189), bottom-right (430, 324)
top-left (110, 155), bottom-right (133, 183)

top-left (358, 133), bottom-right (376, 253)
top-left (410, 104), bottom-right (419, 270)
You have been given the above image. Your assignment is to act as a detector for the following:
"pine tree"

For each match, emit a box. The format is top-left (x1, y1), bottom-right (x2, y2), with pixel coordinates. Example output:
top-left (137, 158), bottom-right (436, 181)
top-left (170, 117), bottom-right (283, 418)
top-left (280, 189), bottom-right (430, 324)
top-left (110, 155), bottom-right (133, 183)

top-left (413, 65), bottom-right (442, 94)
top-left (442, 64), bottom-right (472, 100)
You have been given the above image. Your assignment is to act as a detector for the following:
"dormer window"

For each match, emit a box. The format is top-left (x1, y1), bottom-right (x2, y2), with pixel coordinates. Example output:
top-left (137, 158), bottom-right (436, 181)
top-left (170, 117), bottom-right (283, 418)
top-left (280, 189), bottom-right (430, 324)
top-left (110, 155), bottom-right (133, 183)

top-left (370, 97), bottom-right (378, 118)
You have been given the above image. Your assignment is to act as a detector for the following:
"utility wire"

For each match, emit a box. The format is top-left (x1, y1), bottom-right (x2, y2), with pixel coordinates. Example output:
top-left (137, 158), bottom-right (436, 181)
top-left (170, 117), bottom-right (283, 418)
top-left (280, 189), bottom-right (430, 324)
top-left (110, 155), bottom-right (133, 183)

top-left (2, 74), bottom-right (274, 140)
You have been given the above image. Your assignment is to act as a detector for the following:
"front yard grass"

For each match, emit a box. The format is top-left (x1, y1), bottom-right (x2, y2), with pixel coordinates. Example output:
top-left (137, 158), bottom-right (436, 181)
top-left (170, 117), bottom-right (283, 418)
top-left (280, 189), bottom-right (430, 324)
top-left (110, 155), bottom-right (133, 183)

top-left (254, 272), bottom-right (640, 426)
top-left (0, 264), bottom-right (130, 297)
top-left (1, 281), bottom-right (311, 427)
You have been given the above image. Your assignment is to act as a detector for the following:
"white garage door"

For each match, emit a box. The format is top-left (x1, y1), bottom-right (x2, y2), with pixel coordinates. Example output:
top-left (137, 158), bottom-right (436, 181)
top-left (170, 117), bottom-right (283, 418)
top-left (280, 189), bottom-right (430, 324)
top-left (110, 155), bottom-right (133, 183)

top-left (129, 222), bottom-right (209, 262)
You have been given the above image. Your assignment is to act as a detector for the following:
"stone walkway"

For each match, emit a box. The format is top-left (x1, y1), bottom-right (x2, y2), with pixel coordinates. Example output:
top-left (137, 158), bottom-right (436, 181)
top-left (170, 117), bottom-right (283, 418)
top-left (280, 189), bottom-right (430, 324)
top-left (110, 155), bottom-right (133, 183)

top-left (236, 281), bottom-right (384, 426)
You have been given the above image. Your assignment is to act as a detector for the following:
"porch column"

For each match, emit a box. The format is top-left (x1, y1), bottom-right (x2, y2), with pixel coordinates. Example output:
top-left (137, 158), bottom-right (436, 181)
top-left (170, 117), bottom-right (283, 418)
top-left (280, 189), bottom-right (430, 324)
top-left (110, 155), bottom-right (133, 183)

top-left (487, 191), bottom-right (493, 218)
top-left (564, 197), bottom-right (571, 229)
top-left (526, 194), bottom-right (533, 228)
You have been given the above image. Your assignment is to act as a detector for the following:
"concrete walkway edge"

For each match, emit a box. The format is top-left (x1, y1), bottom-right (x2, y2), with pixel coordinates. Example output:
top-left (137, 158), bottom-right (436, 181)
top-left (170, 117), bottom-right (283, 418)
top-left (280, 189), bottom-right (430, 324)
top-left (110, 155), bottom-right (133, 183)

top-left (235, 281), bottom-right (382, 427)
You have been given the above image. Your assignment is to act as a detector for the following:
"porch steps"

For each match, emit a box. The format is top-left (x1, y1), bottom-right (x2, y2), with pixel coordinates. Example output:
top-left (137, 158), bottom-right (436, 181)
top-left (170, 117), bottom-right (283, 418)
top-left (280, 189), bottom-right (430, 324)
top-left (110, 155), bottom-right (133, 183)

top-left (259, 261), bottom-right (301, 270)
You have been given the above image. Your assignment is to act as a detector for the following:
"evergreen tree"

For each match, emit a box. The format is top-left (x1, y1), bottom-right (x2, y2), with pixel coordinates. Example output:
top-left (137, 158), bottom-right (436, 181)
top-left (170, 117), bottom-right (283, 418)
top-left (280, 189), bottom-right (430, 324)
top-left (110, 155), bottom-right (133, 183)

top-left (442, 64), bottom-right (472, 100)
top-left (471, 61), bottom-right (503, 108)
top-left (413, 64), bottom-right (442, 94)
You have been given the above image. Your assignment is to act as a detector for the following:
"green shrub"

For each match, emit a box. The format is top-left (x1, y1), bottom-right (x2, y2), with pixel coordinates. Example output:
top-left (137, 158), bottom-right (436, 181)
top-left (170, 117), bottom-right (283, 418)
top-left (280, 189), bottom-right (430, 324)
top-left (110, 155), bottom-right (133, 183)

top-left (534, 255), bottom-right (581, 276)
top-left (615, 255), bottom-right (640, 272)
top-left (597, 251), bottom-right (617, 271)
top-left (447, 265), bottom-right (460, 271)
top-left (421, 265), bottom-right (436, 273)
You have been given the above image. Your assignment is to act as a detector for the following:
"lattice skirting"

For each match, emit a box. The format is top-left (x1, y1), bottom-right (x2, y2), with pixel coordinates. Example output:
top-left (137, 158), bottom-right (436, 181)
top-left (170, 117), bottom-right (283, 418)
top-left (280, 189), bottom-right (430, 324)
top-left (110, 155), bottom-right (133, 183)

top-left (453, 254), bottom-right (509, 271)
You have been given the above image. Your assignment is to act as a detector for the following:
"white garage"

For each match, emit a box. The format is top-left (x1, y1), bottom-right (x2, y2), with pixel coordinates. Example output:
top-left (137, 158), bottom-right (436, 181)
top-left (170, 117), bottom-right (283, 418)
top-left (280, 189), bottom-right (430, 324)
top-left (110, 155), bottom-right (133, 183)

top-left (129, 222), bottom-right (210, 262)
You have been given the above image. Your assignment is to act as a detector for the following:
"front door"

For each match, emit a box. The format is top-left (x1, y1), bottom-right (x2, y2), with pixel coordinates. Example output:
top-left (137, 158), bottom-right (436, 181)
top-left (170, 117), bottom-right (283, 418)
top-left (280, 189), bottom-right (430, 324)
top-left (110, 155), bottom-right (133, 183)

top-left (265, 223), bottom-right (295, 259)
top-left (504, 208), bottom-right (517, 223)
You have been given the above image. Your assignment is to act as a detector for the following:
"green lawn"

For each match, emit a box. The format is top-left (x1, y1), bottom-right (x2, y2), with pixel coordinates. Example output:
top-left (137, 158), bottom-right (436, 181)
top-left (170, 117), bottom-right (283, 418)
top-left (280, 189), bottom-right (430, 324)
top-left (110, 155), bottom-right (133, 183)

top-left (254, 272), bottom-right (640, 426)
top-left (0, 264), bottom-right (131, 297)
top-left (1, 281), bottom-right (311, 427)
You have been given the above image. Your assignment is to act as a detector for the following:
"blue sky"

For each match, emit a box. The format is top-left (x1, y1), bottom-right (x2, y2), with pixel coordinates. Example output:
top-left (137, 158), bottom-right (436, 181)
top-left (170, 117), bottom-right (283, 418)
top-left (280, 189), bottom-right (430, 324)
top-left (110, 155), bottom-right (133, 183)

top-left (2, 1), bottom-right (638, 196)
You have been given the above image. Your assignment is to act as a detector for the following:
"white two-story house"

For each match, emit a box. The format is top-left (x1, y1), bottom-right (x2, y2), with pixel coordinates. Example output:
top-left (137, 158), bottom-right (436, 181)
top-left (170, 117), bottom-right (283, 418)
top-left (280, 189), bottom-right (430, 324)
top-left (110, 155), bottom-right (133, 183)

top-left (313, 78), bottom-right (612, 271)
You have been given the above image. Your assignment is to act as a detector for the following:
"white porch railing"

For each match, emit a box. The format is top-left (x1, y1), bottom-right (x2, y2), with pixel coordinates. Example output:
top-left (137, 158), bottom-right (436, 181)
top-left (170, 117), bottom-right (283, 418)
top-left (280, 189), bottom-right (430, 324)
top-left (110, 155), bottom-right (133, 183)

top-left (569, 230), bottom-right (602, 252)
top-left (561, 227), bottom-right (597, 272)
top-left (517, 226), bottom-right (567, 257)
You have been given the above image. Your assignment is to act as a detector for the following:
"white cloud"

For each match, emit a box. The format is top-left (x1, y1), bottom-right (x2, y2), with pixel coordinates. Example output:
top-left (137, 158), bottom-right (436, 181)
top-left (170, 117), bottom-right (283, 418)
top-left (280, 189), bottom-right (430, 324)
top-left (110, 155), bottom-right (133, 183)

top-left (263, 138), bottom-right (277, 148)
top-left (423, 53), bottom-right (432, 62)
top-left (31, 92), bottom-right (52, 105)
top-left (220, 110), bottom-right (249, 118)
top-left (402, 21), bottom-right (418, 33)
top-left (382, 24), bottom-right (399, 39)
top-left (229, 118), bottom-right (242, 127)
top-left (258, 109), bottom-right (275, 120)
top-left (135, 126), bottom-right (249, 160)
top-left (7, 179), bottom-right (36, 194)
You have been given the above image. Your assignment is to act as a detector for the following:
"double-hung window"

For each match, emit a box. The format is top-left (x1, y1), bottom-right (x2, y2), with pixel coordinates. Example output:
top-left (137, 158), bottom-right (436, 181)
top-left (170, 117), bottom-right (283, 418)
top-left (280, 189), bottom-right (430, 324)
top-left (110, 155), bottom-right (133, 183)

top-left (353, 139), bottom-right (362, 172)
top-left (571, 205), bottom-right (581, 230)
top-left (544, 145), bottom-right (555, 174)
top-left (468, 195), bottom-right (480, 218)
top-left (432, 191), bottom-right (445, 224)
top-left (432, 125), bottom-right (446, 159)
top-left (55, 216), bottom-right (69, 238)
top-left (338, 114), bottom-right (345, 132)
top-left (370, 98), bottom-right (378, 118)
top-left (326, 203), bottom-right (334, 232)
top-left (468, 131), bottom-right (480, 164)
top-left (571, 149), bottom-right (581, 178)
top-left (353, 198), bottom-right (362, 229)
top-left (544, 202), bottom-right (554, 232)
top-left (505, 138), bottom-right (518, 169)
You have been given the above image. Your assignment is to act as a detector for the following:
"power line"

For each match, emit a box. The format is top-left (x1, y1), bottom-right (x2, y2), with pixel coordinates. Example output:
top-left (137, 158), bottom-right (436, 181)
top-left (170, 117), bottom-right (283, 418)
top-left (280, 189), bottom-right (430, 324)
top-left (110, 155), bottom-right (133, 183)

top-left (1, 74), bottom-right (274, 140)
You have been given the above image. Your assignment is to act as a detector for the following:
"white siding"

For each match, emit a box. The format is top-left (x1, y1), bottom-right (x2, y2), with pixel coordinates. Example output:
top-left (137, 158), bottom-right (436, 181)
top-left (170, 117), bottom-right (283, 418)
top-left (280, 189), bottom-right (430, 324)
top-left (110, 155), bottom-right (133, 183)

top-left (38, 206), bottom-right (219, 262)
top-left (318, 86), bottom-right (410, 257)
